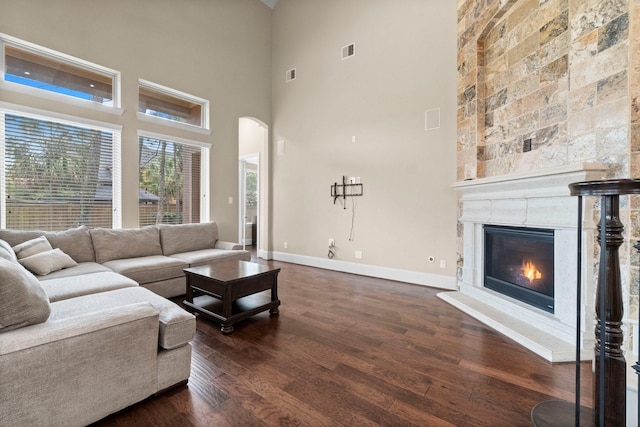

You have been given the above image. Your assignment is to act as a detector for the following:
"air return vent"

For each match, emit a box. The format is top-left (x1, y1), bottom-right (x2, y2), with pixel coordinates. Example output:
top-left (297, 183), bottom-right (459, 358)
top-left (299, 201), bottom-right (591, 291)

top-left (341, 43), bottom-right (355, 60)
top-left (286, 68), bottom-right (296, 82)
top-left (425, 108), bottom-right (440, 130)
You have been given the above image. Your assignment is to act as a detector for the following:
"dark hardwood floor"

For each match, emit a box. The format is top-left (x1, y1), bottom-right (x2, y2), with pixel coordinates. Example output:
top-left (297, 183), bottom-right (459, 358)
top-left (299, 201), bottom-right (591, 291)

top-left (93, 256), bottom-right (592, 426)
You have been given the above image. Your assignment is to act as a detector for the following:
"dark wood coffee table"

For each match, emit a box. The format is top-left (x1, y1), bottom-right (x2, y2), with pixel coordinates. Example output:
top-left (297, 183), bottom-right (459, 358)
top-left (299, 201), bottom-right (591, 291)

top-left (183, 260), bottom-right (281, 334)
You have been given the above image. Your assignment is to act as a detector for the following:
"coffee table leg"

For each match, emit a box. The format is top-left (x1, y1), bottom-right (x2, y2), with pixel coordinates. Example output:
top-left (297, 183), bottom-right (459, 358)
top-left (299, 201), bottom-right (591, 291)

top-left (270, 274), bottom-right (279, 315)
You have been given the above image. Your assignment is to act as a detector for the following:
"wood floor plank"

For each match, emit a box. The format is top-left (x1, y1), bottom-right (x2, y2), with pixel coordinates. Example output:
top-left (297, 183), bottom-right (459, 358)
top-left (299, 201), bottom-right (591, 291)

top-left (89, 260), bottom-right (591, 426)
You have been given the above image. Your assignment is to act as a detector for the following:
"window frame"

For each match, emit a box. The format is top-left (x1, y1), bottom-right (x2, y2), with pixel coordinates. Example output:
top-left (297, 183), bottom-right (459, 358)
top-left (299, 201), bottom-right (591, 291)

top-left (137, 129), bottom-right (210, 225)
top-left (0, 33), bottom-right (123, 115)
top-left (137, 79), bottom-right (211, 134)
top-left (0, 101), bottom-right (122, 229)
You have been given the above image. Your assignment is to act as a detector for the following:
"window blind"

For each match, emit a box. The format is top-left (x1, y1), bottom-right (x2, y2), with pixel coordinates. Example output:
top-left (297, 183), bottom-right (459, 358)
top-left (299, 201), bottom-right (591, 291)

top-left (138, 136), bottom-right (201, 227)
top-left (3, 113), bottom-right (115, 230)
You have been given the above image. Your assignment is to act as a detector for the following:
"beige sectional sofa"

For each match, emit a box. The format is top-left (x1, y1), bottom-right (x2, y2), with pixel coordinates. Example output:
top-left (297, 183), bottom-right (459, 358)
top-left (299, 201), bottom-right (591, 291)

top-left (0, 222), bottom-right (250, 426)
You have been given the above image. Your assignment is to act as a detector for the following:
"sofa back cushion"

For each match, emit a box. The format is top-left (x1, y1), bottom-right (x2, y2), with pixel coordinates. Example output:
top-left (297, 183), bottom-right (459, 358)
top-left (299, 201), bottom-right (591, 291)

top-left (0, 258), bottom-right (51, 332)
top-left (0, 226), bottom-right (95, 263)
top-left (159, 222), bottom-right (219, 256)
top-left (90, 227), bottom-right (163, 263)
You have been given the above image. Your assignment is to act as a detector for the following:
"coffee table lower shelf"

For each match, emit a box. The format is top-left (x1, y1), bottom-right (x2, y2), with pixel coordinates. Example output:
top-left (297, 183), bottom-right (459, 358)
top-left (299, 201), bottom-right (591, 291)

top-left (184, 292), bottom-right (280, 333)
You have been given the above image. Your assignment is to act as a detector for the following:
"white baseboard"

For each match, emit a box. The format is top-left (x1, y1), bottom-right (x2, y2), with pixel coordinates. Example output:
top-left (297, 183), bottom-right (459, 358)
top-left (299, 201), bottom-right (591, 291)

top-left (258, 249), bottom-right (272, 260)
top-left (271, 251), bottom-right (456, 290)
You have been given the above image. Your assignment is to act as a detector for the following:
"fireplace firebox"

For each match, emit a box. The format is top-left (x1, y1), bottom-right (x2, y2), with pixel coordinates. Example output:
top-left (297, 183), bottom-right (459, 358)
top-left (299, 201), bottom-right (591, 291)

top-left (484, 225), bottom-right (554, 313)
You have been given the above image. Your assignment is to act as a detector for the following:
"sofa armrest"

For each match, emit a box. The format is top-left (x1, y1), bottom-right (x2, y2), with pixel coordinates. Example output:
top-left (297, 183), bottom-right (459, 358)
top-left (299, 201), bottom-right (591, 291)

top-left (214, 240), bottom-right (244, 250)
top-left (0, 303), bottom-right (160, 426)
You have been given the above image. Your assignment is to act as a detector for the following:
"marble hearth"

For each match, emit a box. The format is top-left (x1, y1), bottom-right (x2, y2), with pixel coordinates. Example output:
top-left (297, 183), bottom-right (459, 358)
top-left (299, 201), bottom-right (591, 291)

top-left (440, 163), bottom-right (608, 362)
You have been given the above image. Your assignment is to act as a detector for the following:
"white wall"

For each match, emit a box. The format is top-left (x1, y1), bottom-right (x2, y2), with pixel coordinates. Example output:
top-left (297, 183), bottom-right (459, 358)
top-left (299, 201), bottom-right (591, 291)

top-left (271, 0), bottom-right (458, 282)
top-left (0, 0), bottom-right (272, 241)
top-left (1, 0), bottom-right (460, 283)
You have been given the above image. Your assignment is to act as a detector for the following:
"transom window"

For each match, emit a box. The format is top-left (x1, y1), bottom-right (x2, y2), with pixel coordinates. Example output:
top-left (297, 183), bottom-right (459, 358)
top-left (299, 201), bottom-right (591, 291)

top-left (138, 79), bottom-right (209, 130)
top-left (1, 108), bottom-right (121, 230)
top-left (1, 34), bottom-right (120, 107)
top-left (138, 131), bottom-right (209, 227)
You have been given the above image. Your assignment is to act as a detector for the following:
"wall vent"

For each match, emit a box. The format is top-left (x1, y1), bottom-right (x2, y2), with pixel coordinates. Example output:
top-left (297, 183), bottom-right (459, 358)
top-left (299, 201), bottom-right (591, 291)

top-left (286, 68), bottom-right (296, 82)
top-left (341, 43), bottom-right (355, 60)
top-left (425, 108), bottom-right (440, 130)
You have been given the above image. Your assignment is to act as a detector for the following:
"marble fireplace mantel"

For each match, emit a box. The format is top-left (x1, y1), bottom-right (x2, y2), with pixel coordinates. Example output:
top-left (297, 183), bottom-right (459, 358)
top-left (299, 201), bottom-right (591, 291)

top-left (440, 163), bottom-right (608, 362)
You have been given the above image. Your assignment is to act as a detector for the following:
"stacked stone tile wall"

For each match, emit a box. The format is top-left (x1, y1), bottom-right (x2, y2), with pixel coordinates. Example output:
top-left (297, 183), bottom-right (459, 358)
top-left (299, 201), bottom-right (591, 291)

top-left (457, 0), bottom-right (640, 345)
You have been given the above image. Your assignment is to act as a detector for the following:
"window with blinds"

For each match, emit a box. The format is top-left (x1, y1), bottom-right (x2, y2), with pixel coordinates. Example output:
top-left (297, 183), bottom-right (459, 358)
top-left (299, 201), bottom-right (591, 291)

top-left (138, 135), bottom-right (203, 227)
top-left (1, 112), bottom-right (118, 230)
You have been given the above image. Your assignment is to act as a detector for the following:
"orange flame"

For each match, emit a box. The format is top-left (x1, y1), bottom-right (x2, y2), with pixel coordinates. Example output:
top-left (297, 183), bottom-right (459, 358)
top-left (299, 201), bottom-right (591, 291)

top-left (521, 260), bottom-right (542, 282)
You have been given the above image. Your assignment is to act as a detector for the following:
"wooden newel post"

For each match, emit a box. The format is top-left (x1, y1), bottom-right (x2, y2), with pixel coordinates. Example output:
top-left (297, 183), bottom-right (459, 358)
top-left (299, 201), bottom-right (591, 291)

top-left (593, 194), bottom-right (625, 426)
top-left (568, 179), bottom-right (640, 426)
top-left (531, 179), bottom-right (640, 427)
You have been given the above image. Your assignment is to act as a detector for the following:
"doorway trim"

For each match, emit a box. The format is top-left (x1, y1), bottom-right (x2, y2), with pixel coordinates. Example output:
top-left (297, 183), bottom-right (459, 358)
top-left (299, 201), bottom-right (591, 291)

top-left (238, 117), bottom-right (270, 259)
top-left (239, 153), bottom-right (259, 247)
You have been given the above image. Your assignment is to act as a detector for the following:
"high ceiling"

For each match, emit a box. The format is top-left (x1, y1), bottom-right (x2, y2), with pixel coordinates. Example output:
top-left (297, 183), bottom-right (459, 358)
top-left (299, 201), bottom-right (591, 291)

top-left (260, 0), bottom-right (278, 9)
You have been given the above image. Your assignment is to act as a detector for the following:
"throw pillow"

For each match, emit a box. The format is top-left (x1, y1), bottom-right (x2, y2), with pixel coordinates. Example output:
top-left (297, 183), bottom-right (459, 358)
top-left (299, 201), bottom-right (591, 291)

top-left (19, 248), bottom-right (78, 276)
top-left (12, 235), bottom-right (53, 260)
top-left (0, 258), bottom-right (51, 332)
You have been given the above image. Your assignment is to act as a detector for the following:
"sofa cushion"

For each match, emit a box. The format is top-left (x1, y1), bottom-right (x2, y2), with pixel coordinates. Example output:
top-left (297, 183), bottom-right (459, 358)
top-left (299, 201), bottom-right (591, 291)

top-left (19, 248), bottom-right (78, 276)
top-left (170, 248), bottom-right (251, 267)
top-left (91, 227), bottom-right (163, 263)
top-left (0, 239), bottom-right (17, 263)
top-left (0, 258), bottom-right (51, 332)
top-left (102, 255), bottom-right (187, 285)
top-left (12, 235), bottom-right (52, 259)
top-left (0, 226), bottom-right (96, 263)
top-left (46, 226), bottom-right (96, 263)
top-left (41, 271), bottom-right (139, 302)
top-left (37, 262), bottom-right (112, 281)
top-left (159, 222), bottom-right (219, 256)
top-left (49, 286), bottom-right (195, 350)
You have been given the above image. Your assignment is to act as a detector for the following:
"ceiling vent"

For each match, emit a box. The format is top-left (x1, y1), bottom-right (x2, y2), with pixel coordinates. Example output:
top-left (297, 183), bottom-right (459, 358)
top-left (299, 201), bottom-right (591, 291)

top-left (425, 108), bottom-right (441, 131)
top-left (341, 43), bottom-right (355, 60)
top-left (286, 68), bottom-right (296, 82)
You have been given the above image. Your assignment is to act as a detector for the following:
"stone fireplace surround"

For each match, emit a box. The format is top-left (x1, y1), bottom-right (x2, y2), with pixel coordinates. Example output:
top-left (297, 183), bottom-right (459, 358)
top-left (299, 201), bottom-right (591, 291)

top-left (440, 163), bottom-right (608, 362)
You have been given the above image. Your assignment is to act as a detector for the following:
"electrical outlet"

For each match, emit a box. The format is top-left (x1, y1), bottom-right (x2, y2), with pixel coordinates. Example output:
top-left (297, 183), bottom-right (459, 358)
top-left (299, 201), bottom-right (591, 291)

top-left (440, 260), bottom-right (446, 269)
top-left (284, 242), bottom-right (288, 249)
top-left (228, 196), bottom-right (233, 204)
top-left (328, 238), bottom-right (335, 247)
top-left (355, 250), bottom-right (363, 259)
